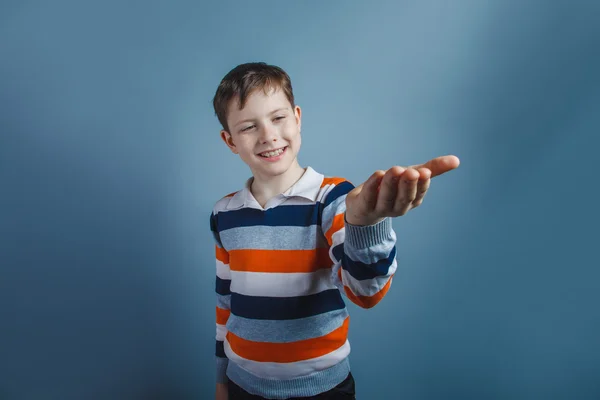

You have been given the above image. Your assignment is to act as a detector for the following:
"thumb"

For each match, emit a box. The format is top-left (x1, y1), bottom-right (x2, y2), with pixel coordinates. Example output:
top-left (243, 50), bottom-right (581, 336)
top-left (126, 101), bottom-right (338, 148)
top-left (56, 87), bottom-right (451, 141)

top-left (351, 170), bottom-right (384, 210)
top-left (346, 181), bottom-right (363, 201)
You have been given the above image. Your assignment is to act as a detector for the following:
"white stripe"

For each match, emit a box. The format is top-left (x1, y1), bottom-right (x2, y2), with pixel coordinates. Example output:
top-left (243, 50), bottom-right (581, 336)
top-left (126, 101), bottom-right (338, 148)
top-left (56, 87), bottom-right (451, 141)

top-left (340, 258), bottom-right (397, 296)
top-left (316, 183), bottom-right (336, 204)
top-left (321, 196), bottom-right (347, 234)
top-left (216, 259), bottom-right (230, 280)
top-left (330, 228), bottom-right (345, 245)
top-left (229, 269), bottom-right (337, 297)
top-left (216, 323), bottom-right (227, 341)
top-left (224, 338), bottom-right (351, 379)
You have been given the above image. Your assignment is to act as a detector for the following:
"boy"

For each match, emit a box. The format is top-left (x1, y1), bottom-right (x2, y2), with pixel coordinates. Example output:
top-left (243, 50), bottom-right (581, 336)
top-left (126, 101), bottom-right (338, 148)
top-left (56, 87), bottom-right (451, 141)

top-left (210, 62), bottom-right (459, 399)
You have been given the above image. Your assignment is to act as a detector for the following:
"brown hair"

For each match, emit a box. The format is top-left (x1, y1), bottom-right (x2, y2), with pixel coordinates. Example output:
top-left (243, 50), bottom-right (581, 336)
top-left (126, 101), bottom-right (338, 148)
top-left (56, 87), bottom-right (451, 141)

top-left (212, 62), bottom-right (295, 132)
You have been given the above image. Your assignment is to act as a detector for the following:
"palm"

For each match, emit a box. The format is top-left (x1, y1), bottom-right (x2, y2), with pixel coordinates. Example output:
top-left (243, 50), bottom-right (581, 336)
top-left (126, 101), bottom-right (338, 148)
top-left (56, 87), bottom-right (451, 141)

top-left (345, 155), bottom-right (460, 226)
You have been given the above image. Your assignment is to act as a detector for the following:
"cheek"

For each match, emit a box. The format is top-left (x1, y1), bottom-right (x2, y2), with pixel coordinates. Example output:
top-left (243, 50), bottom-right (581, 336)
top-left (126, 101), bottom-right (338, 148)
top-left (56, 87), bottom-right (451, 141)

top-left (286, 126), bottom-right (300, 141)
top-left (291, 133), bottom-right (301, 152)
top-left (237, 139), bottom-right (255, 154)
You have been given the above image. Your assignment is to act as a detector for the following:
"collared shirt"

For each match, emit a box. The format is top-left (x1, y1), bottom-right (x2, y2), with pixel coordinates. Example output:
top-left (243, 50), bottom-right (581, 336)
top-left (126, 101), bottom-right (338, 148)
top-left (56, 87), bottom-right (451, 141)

top-left (225, 166), bottom-right (324, 211)
top-left (210, 166), bottom-right (398, 398)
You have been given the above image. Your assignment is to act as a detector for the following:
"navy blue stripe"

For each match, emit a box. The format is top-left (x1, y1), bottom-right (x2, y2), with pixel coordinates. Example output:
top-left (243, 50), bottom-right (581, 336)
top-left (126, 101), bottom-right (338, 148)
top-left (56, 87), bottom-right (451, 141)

top-left (216, 277), bottom-right (231, 296)
top-left (216, 340), bottom-right (226, 358)
top-left (230, 289), bottom-right (345, 320)
top-left (322, 181), bottom-right (354, 209)
top-left (333, 244), bottom-right (396, 280)
top-left (217, 205), bottom-right (320, 231)
top-left (210, 212), bottom-right (217, 233)
top-left (210, 212), bottom-right (225, 247)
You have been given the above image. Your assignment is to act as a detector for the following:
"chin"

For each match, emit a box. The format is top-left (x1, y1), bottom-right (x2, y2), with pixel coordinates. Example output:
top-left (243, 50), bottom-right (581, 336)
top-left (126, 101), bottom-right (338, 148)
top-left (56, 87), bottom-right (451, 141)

top-left (259, 158), bottom-right (296, 177)
top-left (262, 163), bottom-right (292, 176)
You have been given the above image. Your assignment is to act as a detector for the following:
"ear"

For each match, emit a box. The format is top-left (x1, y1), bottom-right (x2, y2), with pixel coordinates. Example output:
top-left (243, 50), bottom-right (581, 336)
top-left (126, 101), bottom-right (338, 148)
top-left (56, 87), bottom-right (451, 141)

top-left (294, 105), bottom-right (302, 132)
top-left (220, 130), bottom-right (238, 154)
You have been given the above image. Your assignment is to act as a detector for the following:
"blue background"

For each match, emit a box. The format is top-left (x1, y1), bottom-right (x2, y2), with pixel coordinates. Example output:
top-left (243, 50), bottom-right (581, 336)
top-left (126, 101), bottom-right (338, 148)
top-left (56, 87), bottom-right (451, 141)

top-left (1, 1), bottom-right (599, 399)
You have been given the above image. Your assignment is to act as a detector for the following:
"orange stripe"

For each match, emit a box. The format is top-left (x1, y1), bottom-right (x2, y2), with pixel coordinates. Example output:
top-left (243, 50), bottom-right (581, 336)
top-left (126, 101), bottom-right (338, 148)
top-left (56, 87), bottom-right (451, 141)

top-left (339, 268), bottom-right (394, 309)
top-left (227, 317), bottom-right (349, 363)
top-left (321, 177), bottom-right (347, 187)
top-left (325, 212), bottom-right (345, 244)
top-left (228, 248), bottom-right (333, 273)
top-left (216, 307), bottom-right (230, 325)
top-left (225, 191), bottom-right (238, 198)
top-left (215, 246), bottom-right (229, 264)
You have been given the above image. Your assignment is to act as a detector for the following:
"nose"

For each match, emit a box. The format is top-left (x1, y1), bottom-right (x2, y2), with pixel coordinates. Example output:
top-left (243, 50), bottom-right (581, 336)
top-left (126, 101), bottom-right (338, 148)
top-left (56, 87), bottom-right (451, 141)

top-left (259, 122), bottom-right (278, 144)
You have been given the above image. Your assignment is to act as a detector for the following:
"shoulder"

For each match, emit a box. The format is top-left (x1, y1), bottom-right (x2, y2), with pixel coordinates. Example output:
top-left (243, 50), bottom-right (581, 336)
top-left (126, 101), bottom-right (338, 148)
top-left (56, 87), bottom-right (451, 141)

top-left (212, 191), bottom-right (238, 211)
top-left (210, 190), bottom-right (241, 227)
top-left (317, 175), bottom-right (355, 207)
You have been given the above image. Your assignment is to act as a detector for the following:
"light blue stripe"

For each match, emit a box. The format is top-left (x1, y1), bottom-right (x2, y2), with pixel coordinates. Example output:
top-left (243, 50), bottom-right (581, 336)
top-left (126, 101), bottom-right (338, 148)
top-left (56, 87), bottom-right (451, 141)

top-left (226, 308), bottom-right (349, 342)
top-left (344, 238), bottom-right (396, 264)
top-left (344, 219), bottom-right (396, 264)
top-left (226, 357), bottom-right (351, 399)
top-left (321, 195), bottom-right (347, 236)
top-left (212, 231), bottom-right (224, 248)
top-left (220, 225), bottom-right (328, 250)
top-left (216, 293), bottom-right (230, 310)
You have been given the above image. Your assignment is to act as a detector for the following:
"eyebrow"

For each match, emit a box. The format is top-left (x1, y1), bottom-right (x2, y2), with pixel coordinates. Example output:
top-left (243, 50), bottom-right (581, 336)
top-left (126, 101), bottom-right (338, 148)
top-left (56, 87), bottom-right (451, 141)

top-left (234, 108), bottom-right (289, 127)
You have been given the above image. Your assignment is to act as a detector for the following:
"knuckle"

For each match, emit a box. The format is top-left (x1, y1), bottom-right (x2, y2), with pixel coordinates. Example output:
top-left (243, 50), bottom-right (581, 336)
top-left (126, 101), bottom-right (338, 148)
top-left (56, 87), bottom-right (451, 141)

top-left (376, 203), bottom-right (391, 213)
top-left (383, 196), bottom-right (395, 205)
top-left (395, 198), bottom-right (408, 208)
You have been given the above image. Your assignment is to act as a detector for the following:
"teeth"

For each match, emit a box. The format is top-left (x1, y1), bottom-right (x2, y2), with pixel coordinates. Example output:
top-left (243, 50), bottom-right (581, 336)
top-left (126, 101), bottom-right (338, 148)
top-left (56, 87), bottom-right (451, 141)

top-left (260, 148), bottom-right (284, 157)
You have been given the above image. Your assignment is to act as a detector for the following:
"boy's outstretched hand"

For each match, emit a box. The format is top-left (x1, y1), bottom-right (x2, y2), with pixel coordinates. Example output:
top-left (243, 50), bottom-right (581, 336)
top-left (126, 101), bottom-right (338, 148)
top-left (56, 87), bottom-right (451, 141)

top-left (345, 155), bottom-right (460, 226)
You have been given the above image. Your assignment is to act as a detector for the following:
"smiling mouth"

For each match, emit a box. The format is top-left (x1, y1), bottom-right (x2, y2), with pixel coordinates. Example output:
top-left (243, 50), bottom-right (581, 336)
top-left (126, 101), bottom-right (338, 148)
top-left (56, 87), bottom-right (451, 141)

top-left (258, 146), bottom-right (287, 158)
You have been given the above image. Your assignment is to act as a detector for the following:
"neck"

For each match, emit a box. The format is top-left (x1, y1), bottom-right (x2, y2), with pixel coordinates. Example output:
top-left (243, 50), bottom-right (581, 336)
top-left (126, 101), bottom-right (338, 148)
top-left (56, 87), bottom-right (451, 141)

top-left (250, 159), bottom-right (306, 207)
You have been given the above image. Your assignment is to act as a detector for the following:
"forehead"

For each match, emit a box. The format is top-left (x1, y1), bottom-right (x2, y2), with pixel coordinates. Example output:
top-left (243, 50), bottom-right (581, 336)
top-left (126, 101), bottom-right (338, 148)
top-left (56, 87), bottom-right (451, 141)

top-left (227, 87), bottom-right (291, 125)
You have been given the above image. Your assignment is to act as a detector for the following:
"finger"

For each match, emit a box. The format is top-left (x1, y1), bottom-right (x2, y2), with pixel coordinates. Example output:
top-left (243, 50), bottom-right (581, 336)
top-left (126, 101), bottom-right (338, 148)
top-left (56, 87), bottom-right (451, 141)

top-left (394, 168), bottom-right (419, 215)
top-left (412, 168), bottom-right (431, 208)
top-left (360, 170), bottom-right (386, 211)
top-left (411, 155), bottom-right (460, 178)
top-left (375, 167), bottom-right (404, 214)
top-left (417, 167), bottom-right (431, 180)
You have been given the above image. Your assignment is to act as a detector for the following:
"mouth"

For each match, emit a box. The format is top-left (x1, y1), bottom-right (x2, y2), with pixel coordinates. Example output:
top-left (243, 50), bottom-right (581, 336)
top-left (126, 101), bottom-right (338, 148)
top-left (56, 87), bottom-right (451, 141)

top-left (257, 146), bottom-right (287, 159)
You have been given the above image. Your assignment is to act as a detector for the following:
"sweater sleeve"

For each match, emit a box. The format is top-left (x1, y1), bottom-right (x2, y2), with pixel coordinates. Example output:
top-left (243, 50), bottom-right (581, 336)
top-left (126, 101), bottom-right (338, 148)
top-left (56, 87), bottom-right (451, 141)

top-left (210, 211), bottom-right (230, 383)
top-left (321, 180), bottom-right (397, 309)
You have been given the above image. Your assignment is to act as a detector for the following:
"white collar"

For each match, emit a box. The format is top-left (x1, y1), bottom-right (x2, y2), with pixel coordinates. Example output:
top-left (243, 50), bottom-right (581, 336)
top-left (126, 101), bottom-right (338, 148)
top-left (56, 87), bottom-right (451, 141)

top-left (225, 166), bottom-right (324, 210)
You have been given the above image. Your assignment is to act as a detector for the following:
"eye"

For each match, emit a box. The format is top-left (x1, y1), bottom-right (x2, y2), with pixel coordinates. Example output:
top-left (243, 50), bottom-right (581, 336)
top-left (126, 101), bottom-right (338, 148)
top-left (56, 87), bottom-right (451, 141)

top-left (241, 125), bottom-right (255, 132)
top-left (273, 116), bottom-right (286, 122)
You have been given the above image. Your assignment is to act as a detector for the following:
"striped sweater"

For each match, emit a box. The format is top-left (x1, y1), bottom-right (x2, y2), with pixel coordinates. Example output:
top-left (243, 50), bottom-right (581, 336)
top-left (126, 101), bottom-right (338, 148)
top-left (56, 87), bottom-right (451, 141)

top-left (210, 166), bottom-right (397, 399)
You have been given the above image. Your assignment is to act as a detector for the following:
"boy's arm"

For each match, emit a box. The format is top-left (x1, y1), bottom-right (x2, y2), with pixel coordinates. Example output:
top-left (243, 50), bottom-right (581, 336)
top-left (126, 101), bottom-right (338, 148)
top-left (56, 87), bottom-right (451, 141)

top-left (322, 180), bottom-right (397, 309)
top-left (210, 211), bottom-right (231, 384)
top-left (323, 156), bottom-right (460, 307)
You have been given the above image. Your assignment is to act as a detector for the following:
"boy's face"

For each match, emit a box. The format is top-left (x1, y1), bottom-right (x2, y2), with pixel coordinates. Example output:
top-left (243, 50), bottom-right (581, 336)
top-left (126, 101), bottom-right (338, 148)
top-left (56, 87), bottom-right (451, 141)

top-left (221, 87), bottom-right (302, 180)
